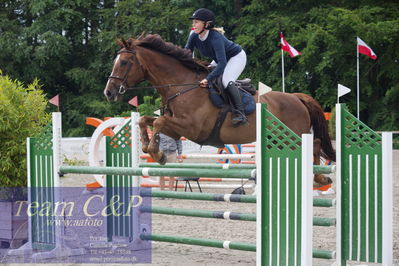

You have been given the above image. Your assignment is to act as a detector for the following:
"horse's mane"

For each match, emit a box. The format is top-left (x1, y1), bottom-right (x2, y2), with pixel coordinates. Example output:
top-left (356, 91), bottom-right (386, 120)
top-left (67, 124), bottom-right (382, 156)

top-left (135, 34), bottom-right (209, 73)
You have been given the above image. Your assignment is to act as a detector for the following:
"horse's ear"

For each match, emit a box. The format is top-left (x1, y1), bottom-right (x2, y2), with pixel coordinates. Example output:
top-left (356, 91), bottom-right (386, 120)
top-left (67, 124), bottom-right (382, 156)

top-left (116, 38), bottom-right (124, 48)
top-left (116, 37), bottom-right (129, 48)
top-left (126, 38), bottom-right (134, 48)
top-left (121, 37), bottom-right (129, 48)
top-left (137, 31), bottom-right (146, 40)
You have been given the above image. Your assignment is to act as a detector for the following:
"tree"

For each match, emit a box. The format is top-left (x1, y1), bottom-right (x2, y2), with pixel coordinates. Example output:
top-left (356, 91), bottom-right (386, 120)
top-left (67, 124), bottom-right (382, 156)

top-left (235, 1), bottom-right (399, 129)
top-left (1, 0), bottom-right (398, 134)
top-left (0, 71), bottom-right (50, 187)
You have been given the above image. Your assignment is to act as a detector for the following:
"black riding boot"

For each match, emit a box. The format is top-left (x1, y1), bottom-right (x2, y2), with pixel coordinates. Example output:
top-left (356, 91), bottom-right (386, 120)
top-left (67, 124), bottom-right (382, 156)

top-left (226, 81), bottom-right (248, 127)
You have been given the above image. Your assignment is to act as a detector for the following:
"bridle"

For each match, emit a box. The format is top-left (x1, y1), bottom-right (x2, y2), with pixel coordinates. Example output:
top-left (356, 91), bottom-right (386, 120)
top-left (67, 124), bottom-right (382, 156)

top-left (108, 49), bottom-right (138, 95)
top-left (108, 49), bottom-right (200, 96)
top-left (107, 47), bottom-right (206, 117)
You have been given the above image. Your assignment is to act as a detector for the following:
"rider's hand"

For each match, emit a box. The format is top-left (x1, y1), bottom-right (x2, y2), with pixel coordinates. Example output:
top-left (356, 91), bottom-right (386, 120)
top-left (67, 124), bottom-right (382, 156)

top-left (177, 155), bottom-right (183, 163)
top-left (199, 79), bottom-right (208, 87)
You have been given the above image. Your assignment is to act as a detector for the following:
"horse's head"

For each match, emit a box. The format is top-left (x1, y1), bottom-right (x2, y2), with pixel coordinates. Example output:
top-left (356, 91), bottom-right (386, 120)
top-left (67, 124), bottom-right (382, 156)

top-left (104, 38), bottom-right (146, 102)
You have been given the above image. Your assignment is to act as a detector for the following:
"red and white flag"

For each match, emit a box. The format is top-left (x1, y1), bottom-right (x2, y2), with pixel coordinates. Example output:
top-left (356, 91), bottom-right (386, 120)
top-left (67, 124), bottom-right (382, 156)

top-left (49, 94), bottom-right (59, 106)
top-left (357, 37), bottom-right (377, 60)
top-left (280, 33), bottom-right (301, 58)
top-left (128, 96), bottom-right (138, 107)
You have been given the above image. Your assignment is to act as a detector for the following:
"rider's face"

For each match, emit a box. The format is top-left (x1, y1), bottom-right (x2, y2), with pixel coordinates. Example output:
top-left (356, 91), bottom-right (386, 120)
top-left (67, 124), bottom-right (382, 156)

top-left (191, 19), bottom-right (206, 34)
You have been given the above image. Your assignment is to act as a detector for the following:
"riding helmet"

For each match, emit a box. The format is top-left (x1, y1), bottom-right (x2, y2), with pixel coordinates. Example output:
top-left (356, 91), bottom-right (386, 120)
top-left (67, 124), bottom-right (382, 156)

top-left (189, 8), bottom-right (215, 26)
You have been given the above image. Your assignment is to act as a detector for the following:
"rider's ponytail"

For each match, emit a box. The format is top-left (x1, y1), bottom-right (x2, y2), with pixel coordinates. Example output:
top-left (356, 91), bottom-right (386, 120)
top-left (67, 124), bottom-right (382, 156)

top-left (211, 27), bottom-right (225, 35)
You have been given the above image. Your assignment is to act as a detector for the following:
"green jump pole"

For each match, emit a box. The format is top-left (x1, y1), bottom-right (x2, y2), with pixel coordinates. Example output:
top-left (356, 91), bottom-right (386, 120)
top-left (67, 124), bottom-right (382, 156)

top-left (313, 217), bottom-right (336, 227)
top-left (313, 249), bottom-right (336, 259)
top-left (140, 206), bottom-right (256, 221)
top-left (60, 166), bottom-right (255, 179)
top-left (140, 190), bottom-right (335, 207)
top-left (139, 163), bottom-right (335, 174)
top-left (140, 234), bottom-right (256, 252)
top-left (313, 197), bottom-right (336, 207)
top-left (313, 165), bottom-right (336, 174)
top-left (140, 233), bottom-right (336, 259)
top-left (141, 205), bottom-right (335, 227)
top-left (140, 190), bottom-right (257, 203)
top-left (139, 163), bottom-right (255, 169)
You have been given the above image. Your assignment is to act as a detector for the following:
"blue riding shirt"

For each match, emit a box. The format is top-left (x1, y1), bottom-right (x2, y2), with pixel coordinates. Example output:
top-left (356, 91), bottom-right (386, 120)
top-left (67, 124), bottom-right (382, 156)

top-left (185, 30), bottom-right (242, 82)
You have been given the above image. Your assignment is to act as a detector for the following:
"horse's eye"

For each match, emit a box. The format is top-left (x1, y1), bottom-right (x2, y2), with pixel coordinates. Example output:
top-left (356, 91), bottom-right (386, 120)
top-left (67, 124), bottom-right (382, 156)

top-left (120, 60), bottom-right (128, 66)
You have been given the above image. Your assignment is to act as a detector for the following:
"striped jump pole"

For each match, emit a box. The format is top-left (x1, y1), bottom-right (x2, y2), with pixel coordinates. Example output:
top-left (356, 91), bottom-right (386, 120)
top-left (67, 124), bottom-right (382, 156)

top-left (140, 234), bottom-right (256, 252)
top-left (139, 153), bottom-right (255, 160)
top-left (138, 234), bottom-right (335, 260)
top-left (140, 206), bottom-right (335, 227)
top-left (138, 162), bottom-right (336, 174)
top-left (140, 190), bottom-right (335, 207)
top-left (60, 166), bottom-right (256, 179)
top-left (139, 162), bottom-right (256, 169)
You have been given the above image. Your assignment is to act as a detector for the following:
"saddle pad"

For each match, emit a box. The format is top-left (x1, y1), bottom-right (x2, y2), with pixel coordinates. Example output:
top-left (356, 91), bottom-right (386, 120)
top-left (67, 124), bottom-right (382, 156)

top-left (208, 87), bottom-right (255, 115)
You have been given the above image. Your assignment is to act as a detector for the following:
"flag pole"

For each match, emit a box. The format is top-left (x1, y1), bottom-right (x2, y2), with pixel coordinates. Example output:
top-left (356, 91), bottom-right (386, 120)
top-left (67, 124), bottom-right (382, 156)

top-left (356, 37), bottom-right (360, 119)
top-left (281, 49), bottom-right (285, 93)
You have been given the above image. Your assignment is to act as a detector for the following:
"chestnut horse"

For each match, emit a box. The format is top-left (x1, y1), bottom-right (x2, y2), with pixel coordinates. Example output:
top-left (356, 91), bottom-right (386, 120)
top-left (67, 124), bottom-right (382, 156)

top-left (104, 34), bottom-right (335, 185)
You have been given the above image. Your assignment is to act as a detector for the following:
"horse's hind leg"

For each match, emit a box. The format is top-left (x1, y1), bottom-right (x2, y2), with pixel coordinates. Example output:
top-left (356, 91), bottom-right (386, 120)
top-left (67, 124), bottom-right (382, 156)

top-left (138, 116), bottom-right (156, 153)
top-left (313, 138), bottom-right (333, 186)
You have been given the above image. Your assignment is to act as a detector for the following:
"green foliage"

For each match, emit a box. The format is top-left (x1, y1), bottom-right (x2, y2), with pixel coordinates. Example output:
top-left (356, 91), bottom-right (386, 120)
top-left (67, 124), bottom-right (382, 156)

top-left (235, 2), bottom-right (399, 130)
top-left (0, 71), bottom-right (50, 187)
top-left (119, 95), bottom-right (161, 118)
top-left (0, 0), bottom-right (398, 134)
top-left (139, 96), bottom-right (161, 117)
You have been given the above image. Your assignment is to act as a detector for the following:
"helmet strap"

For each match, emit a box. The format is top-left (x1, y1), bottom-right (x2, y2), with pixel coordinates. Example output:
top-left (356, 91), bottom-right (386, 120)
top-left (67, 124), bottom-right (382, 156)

top-left (198, 21), bottom-right (207, 35)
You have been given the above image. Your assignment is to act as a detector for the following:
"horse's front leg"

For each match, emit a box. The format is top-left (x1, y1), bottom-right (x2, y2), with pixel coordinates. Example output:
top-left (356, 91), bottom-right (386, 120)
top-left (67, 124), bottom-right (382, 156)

top-left (138, 116), bottom-right (156, 153)
top-left (147, 116), bottom-right (183, 165)
top-left (313, 138), bottom-right (333, 186)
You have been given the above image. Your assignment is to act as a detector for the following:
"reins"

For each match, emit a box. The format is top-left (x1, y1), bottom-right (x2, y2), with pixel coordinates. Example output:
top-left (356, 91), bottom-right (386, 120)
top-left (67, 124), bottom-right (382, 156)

top-left (108, 48), bottom-right (204, 109)
top-left (121, 83), bottom-right (201, 113)
top-left (119, 83), bottom-right (199, 93)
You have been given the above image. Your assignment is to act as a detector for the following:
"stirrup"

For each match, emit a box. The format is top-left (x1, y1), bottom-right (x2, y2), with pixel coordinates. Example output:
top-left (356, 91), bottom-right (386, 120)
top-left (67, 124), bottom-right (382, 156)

top-left (232, 118), bottom-right (248, 127)
top-left (231, 112), bottom-right (248, 127)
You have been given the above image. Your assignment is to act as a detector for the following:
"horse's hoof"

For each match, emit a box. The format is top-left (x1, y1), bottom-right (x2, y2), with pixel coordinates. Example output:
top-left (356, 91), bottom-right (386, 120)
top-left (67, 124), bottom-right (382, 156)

top-left (314, 174), bottom-right (333, 185)
top-left (142, 146), bottom-right (148, 153)
top-left (159, 153), bottom-right (167, 165)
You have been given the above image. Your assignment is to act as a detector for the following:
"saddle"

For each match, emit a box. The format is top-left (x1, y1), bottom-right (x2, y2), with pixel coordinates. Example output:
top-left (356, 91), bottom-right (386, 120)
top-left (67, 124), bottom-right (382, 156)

top-left (196, 77), bottom-right (256, 148)
top-left (210, 77), bottom-right (256, 102)
top-left (208, 76), bottom-right (256, 114)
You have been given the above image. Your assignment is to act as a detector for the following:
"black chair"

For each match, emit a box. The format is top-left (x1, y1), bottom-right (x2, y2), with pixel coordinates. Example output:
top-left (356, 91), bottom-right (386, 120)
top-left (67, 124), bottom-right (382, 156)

top-left (175, 177), bottom-right (202, 192)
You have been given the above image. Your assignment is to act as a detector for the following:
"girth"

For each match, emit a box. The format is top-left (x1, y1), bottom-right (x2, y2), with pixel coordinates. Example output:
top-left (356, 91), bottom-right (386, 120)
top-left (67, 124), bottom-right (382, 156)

top-left (196, 105), bottom-right (230, 148)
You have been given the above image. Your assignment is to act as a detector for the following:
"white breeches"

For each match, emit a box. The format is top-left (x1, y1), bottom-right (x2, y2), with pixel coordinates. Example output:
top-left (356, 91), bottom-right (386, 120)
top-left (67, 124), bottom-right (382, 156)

top-left (222, 50), bottom-right (247, 88)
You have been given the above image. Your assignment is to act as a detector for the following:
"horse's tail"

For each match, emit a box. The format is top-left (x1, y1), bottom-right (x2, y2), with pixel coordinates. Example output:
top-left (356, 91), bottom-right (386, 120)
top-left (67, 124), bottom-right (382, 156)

top-left (293, 93), bottom-right (336, 162)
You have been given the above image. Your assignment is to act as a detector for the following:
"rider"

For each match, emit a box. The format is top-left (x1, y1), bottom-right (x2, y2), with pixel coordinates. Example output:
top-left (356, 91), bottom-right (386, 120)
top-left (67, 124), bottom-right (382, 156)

top-left (185, 8), bottom-right (248, 127)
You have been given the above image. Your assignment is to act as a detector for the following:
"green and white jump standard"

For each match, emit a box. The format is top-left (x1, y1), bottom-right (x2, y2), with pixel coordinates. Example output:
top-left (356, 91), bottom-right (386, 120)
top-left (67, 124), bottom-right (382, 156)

top-left (336, 104), bottom-right (393, 265)
top-left (256, 104), bottom-right (314, 265)
top-left (8, 113), bottom-right (84, 260)
top-left (13, 102), bottom-right (393, 265)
